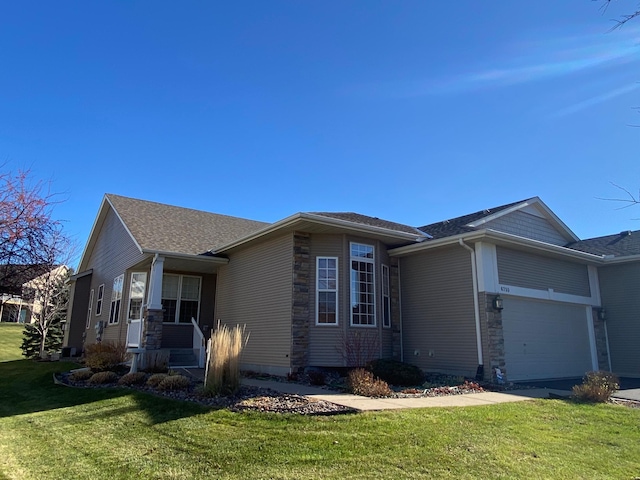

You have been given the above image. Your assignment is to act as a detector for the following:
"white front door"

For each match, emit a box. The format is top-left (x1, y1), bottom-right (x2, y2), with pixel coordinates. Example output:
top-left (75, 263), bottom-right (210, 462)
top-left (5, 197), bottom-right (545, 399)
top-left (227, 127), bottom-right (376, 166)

top-left (126, 272), bottom-right (147, 347)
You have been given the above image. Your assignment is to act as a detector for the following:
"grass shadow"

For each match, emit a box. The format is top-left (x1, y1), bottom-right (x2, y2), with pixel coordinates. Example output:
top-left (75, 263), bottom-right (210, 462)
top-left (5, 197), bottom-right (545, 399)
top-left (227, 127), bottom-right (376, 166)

top-left (0, 359), bottom-right (211, 425)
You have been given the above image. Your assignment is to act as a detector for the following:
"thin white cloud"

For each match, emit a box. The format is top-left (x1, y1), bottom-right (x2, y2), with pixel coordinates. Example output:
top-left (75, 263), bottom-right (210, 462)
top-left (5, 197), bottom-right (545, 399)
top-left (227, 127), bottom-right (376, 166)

top-left (552, 82), bottom-right (640, 117)
top-left (378, 27), bottom-right (640, 98)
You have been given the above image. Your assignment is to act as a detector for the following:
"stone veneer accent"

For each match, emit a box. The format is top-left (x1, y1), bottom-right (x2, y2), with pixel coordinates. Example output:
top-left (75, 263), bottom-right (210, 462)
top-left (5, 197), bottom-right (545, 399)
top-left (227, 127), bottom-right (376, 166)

top-left (591, 309), bottom-right (610, 371)
top-left (290, 232), bottom-right (311, 373)
top-left (142, 308), bottom-right (164, 350)
top-left (390, 257), bottom-right (402, 360)
top-left (479, 293), bottom-right (506, 382)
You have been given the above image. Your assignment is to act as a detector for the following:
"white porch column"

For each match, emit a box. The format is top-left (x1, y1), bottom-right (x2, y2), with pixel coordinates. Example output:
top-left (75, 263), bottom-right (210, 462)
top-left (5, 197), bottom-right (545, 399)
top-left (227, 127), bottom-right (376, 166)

top-left (147, 254), bottom-right (165, 310)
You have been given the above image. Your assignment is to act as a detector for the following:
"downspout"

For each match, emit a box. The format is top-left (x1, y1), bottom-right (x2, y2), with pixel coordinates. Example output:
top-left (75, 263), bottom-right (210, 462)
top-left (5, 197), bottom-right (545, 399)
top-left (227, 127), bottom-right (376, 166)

top-left (458, 239), bottom-right (484, 378)
top-left (603, 317), bottom-right (612, 372)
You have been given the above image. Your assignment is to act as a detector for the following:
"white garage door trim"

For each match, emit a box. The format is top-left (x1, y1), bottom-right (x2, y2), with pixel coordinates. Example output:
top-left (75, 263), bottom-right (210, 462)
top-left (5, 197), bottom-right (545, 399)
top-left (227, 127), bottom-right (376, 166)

top-left (502, 297), bottom-right (597, 381)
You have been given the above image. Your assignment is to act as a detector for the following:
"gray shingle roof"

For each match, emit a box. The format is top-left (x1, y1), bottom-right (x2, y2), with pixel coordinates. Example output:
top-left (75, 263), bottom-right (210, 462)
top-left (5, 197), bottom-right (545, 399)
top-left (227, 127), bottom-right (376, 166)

top-left (417, 199), bottom-right (530, 239)
top-left (106, 194), bottom-right (269, 255)
top-left (566, 230), bottom-right (640, 257)
top-left (310, 212), bottom-right (426, 236)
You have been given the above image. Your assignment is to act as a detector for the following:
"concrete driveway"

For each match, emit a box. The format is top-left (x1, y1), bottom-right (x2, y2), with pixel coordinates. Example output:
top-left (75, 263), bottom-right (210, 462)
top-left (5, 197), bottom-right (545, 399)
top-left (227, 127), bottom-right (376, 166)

top-left (516, 377), bottom-right (640, 402)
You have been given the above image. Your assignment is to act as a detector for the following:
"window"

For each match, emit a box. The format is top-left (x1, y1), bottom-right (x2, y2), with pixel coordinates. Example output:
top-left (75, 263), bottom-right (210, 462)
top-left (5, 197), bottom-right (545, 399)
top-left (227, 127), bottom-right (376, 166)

top-left (108, 275), bottom-right (124, 324)
top-left (95, 284), bottom-right (104, 316)
top-left (350, 243), bottom-right (375, 326)
top-left (86, 289), bottom-right (94, 329)
top-left (162, 274), bottom-right (201, 323)
top-left (127, 272), bottom-right (147, 322)
top-left (316, 257), bottom-right (338, 325)
top-left (382, 264), bottom-right (391, 328)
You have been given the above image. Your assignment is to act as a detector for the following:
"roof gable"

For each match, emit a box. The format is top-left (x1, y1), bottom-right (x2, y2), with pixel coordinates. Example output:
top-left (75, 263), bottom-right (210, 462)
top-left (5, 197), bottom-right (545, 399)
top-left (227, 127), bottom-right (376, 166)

top-left (417, 197), bottom-right (578, 243)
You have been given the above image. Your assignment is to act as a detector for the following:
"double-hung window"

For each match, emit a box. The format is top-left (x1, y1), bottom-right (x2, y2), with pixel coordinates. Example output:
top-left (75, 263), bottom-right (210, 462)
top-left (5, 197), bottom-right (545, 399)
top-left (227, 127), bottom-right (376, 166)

top-left (162, 274), bottom-right (201, 323)
top-left (316, 257), bottom-right (338, 325)
top-left (382, 264), bottom-right (391, 328)
top-left (108, 274), bottom-right (124, 324)
top-left (350, 243), bottom-right (375, 326)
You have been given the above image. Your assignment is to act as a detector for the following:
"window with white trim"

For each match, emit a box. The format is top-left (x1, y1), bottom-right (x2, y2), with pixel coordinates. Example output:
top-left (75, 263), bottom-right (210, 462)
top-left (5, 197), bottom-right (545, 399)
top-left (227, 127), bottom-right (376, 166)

top-left (162, 274), bottom-right (201, 323)
top-left (86, 288), bottom-right (94, 329)
top-left (350, 243), bottom-right (375, 326)
top-left (127, 272), bottom-right (147, 322)
top-left (316, 257), bottom-right (338, 325)
top-left (382, 264), bottom-right (391, 328)
top-left (108, 275), bottom-right (124, 324)
top-left (95, 284), bottom-right (104, 316)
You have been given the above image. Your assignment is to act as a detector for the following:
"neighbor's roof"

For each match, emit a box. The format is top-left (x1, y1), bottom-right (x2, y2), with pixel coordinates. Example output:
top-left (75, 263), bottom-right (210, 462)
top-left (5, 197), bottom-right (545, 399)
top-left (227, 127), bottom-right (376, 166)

top-left (311, 212), bottom-right (427, 236)
top-left (566, 230), bottom-right (640, 258)
top-left (106, 194), bottom-right (269, 255)
top-left (417, 199), bottom-right (528, 239)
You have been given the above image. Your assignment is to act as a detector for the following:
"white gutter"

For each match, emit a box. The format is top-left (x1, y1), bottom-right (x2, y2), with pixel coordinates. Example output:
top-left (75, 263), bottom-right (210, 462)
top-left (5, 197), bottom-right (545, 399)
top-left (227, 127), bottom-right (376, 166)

top-left (390, 229), bottom-right (605, 264)
top-left (458, 239), bottom-right (484, 369)
top-left (141, 249), bottom-right (229, 264)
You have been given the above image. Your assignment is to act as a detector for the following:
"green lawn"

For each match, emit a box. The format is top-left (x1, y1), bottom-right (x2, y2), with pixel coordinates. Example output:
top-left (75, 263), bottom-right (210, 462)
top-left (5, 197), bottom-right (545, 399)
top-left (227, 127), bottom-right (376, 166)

top-left (1, 337), bottom-right (639, 478)
top-left (0, 323), bottom-right (24, 362)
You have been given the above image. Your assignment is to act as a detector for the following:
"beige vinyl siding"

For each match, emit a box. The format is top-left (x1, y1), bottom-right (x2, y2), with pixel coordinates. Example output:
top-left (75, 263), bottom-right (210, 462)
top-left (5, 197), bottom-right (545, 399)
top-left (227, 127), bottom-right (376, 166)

top-left (497, 247), bottom-right (590, 297)
top-left (83, 207), bottom-right (145, 345)
top-left (215, 233), bottom-right (294, 373)
top-left (400, 246), bottom-right (478, 376)
top-left (598, 263), bottom-right (640, 376)
top-left (308, 234), bottom-right (396, 366)
top-left (308, 234), bottom-right (345, 366)
top-left (483, 210), bottom-right (568, 245)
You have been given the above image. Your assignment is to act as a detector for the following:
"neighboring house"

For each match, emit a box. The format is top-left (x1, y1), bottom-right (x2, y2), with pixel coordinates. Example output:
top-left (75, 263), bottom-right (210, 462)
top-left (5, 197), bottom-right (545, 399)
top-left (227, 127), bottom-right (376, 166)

top-left (0, 264), bottom-right (66, 324)
top-left (65, 194), bottom-right (640, 381)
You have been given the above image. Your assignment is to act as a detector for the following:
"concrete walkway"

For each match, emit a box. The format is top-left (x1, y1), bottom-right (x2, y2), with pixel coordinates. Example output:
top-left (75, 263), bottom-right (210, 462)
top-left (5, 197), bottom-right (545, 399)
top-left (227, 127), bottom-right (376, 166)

top-left (241, 377), bottom-right (571, 411)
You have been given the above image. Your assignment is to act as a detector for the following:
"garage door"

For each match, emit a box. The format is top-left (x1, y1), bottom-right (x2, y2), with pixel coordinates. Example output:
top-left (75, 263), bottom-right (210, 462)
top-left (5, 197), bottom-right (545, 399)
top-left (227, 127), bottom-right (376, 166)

top-left (502, 297), bottom-right (594, 381)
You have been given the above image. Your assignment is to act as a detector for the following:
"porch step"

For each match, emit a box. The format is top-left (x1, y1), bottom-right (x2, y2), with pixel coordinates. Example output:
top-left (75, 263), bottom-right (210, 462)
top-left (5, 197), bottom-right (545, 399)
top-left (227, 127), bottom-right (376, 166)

top-left (168, 348), bottom-right (198, 367)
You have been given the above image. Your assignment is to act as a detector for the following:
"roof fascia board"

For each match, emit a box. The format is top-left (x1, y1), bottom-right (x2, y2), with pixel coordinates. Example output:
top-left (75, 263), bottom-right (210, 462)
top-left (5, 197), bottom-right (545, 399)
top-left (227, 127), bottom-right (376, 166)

top-left (466, 197), bottom-right (579, 242)
top-left (390, 229), bottom-right (603, 263)
top-left (141, 249), bottom-right (230, 265)
top-left (213, 213), bottom-right (426, 253)
top-left (601, 254), bottom-right (640, 264)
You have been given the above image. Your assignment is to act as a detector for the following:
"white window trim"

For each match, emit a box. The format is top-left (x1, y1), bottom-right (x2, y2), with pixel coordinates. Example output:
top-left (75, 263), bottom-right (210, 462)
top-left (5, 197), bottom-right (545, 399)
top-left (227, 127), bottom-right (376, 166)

top-left (382, 264), bottom-right (391, 328)
top-left (316, 256), bottom-right (339, 326)
top-left (162, 274), bottom-right (202, 324)
top-left (108, 274), bottom-right (124, 325)
top-left (350, 242), bottom-right (376, 327)
top-left (95, 284), bottom-right (104, 316)
top-left (127, 272), bottom-right (147, 323)
top-left (86, 288), bottom-right (94, 329)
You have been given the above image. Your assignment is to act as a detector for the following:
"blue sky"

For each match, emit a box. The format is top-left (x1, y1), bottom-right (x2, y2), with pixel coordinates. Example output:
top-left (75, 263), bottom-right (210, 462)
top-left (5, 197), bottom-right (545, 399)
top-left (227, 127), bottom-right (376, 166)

top-left (1, 1), bottom-right (639, 266)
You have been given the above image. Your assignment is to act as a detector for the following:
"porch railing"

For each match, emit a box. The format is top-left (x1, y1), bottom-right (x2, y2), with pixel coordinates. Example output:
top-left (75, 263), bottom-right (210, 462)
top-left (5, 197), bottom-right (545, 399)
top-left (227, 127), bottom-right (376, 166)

top-left (192, 317), bottom-right (206, 368)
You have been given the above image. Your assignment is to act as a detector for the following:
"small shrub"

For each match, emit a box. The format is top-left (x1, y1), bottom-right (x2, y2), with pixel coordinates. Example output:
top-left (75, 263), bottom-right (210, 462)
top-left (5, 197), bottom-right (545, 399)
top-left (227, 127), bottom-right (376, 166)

top-left (118, 372), bottom-right (147, 386)
top-left (572, 371), bottom-right (620, 403)
top-left (308, 370), bottom-right (326, 386)
top-left (367, 359), bottom-right (424, 386)
top-left (69, 369), bottom-right (94, 382)
top-left (423, 374), bottom-right (466, 389)
top-left (347, 368), bottom-right (392, 397)
top-left (84, 342), bottom-right (128, 372)
top-left (87, 371), bottom-right (119, 385)
top-left (157, 374), bottom-right (191, 391)
top-left (146, 373), bottom-right (169, 387)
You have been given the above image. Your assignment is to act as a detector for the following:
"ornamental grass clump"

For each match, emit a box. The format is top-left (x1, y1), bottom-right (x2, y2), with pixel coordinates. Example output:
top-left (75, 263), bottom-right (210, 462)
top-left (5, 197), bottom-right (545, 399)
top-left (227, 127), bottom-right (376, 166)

top-left (204, 321), bottom-right (249, 395)
top-left (69, 369), bottom-right (94, 382)
top-left (84, 342), bottom-right (128, 372)
top-left (347, 368), bottom-right (392, 397)
top-left (572, 371), bottom-right (620, 403)
top-left (146, 373), bottom-right (169, 388)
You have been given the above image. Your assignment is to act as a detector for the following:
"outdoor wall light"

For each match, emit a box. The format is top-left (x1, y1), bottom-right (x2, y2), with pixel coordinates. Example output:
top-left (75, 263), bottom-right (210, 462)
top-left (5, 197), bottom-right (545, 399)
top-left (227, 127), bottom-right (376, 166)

top-left (492, 295), bottom-right (504, 311)
top-left (597, 307), bottom-right (606, 321)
